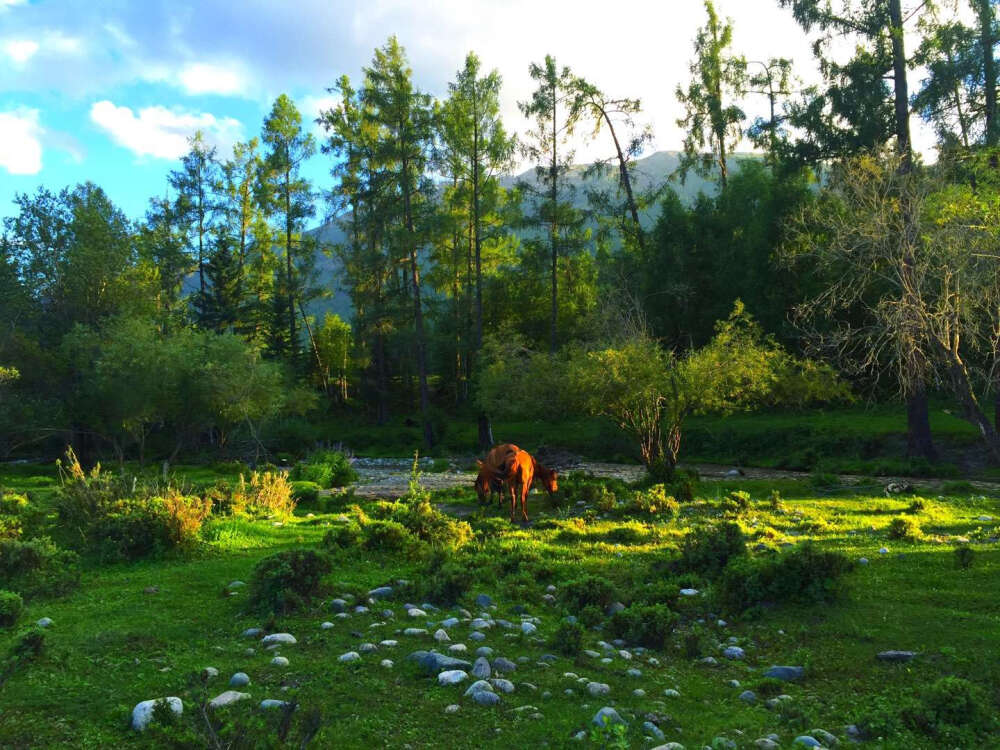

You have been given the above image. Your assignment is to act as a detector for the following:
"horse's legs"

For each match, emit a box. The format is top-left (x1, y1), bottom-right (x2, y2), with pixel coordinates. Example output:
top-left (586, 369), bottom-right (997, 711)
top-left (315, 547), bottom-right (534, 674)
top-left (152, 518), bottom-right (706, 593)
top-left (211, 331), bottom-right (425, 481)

top-left (509, 482), bottom-right (517, 522)
top-left (520, 484), bottom-right (529, 522)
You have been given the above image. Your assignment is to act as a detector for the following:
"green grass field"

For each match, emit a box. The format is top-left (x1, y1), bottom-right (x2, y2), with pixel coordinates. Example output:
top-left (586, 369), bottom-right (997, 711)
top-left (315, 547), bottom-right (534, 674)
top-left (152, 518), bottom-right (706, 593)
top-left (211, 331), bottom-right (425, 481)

top-left (1, 459), bottom-right (999, 749)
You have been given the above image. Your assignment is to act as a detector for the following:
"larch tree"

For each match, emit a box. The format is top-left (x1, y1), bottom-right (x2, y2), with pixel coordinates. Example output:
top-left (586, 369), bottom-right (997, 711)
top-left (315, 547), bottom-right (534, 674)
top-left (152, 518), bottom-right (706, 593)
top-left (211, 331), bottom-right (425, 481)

top-left (260, 94), bottom-right (317, 363)
top-left (675, 0), bottom-right (747, 189)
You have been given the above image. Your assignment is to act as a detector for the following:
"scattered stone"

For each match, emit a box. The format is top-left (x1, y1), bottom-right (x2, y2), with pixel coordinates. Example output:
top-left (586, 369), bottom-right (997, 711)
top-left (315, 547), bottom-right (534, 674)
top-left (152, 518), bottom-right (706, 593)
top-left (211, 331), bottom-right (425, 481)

top-left (380, 639), bottom-right (398, 648)
top-left (475, 646), bottom-right (494, 657)
top-left (434, 628), bottom-right (451, 643)
top-left (739, 690), bottom-right (757, 705)
top-left (229, 672), bottom-right (250, 688)
top-left (727, 679), bottom-right (741, 687)
top-left (201, 667), bottom-right (219, 681)
top-left (643, 721), bottom-right (666, 741)
top-left (448, 644), bottom-right (467, 653)
top-left (472, 657), bottom-right (491, 679)
top-left (632, 688), bottom-right (646, 697)
top-left (475, 593), bottom-right (494, 608)
top-left (444, 704), bottom-right (460, 714)
top-left (438, 669), bottom-right (468, 686)
top-left (493, 657), bottom-right (517, 673)
top-left (626, 668), bottom-right (642, 678)
top-left (469, 631), bottom-right (486, 642)
top-left (369, 586), bottom-right (393, 600)
top-left (587, 681), bottom-right (611, 697)
top-left (464, 680), bottom-right (494, 696)
top-left (403, 628), bottom-right (427, 636)
top-left (338, 651), bottom-right (361, 663)
top-left (143, 586), bottom-right (159, 595)
top-left (260, 633), bottom-right (296, 646)
top-left (209, 691), bottom-right (251, 709)
top-left (490, 678), bottom-right (515, 693)
top-left (241, 627), bottom-right (263, 638)
top-left (583, 649), bottom-right (601, 659)
top-left (878, 547), bottom-right (889, 555)
top-left (131, 698), bottom-right (182, 731)
top-left (473, 690), bottom-right (501, 706)
top-left (359, 642), bottom-right (378, 654)
top-left (227, 580), bottom-right (245, 589)
top-left (380, 659), bottom-right (393, 668)
top-left (793, 737), bottom-right (821, 748)
top-left (608, 602), bottom-right (626, 615)
top-left (700, 657), bottom-right (718, 666)
top-left (409, 650), bottom-right (472, 674)
top-left (441, 617), bottom-right (460, 628)
top-left (877, 650), bottom-right (917, 663)
top-left (592, 706), bottom-right (626, 727)
top-left (521, 621), bottom-right (537, 635)
top-left (407, 607), bottom-right (426, 618)
top-left (260, 699), bottom-right (291, 710)
top-left (858, 558), bottom-right (869, 565)
top-left (764, 665), bottom-right (804, 682)
top-left (651, 744), bottom-right (685, 750)
top-left (270, 656), bottom-right (289, 667)
top-left (320, 621), bottom-right (334, 630)
top-left (713, 738), bottom-right (737, 750)
top-left (811, 728), bottom-right (838, 746)
top-left (723, 646), bottom-right (745, 660)
top-left (754, 741), bottom-right (779, 750)
top-left (679, 588), bottom-right (699, 596)
top-left (663, 688), bottom-right (680, 698)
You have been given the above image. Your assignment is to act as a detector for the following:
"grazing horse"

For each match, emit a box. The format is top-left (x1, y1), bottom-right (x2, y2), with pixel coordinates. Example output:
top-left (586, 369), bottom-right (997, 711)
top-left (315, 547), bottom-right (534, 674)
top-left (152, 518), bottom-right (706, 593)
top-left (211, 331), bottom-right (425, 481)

top-left (474, 443), bottom-right (519, 507)
top-left (504, 450), bottom-right (559, 522)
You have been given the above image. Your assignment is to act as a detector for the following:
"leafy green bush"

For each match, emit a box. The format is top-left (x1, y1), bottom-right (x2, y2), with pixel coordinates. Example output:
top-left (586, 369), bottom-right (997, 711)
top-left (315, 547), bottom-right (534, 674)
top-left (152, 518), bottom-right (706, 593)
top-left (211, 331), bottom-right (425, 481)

top-left (0, 590), bottom-right (24, 628)
top-left (626, 484), bottom-right (679, 516)
top-left (607, 604), bottom-right (676, 649)
top-left (289, 450), bottom-right (357, 489)
top-left (0, 537), bottom-right (79, 598)
top-left (415, 556), bottom-right (473, 604)
top-left (906, 677), bottom-right (988, 731)
top-left (680, 522), bottom-right (746, 576)
top-left (392, 499), bottom-right (472, 551)
top-left (362, 520), bottom-right (419, 554)
top-left (1, 626), bottom-right (45, 684)
top-left (669, 470), bottom-right (699, 503)
top-left (629, 579), bottom-right (680, 608)
top-left (722, 490), bottom-right (752, 517)
top-left (87, 493), bottom-right (211, 562)
top-left (560, 574), bottom-right (616, 613)
top-left (0, 492), bottom-right (29, 516)
top-left (290, 481), bottom-right (321, 505)
top-left (887, 516), bottom-right (922, 541)
top-left (550, 619), bottom-right (585, 655)
top-left (717, 542), bottom-right (854, 611)
top-left (247, 549), bottom-right (332, 614)
top-left (603, 524), bottom-right (647, 545)
top-left (323, 522), bottom-right (362, 549)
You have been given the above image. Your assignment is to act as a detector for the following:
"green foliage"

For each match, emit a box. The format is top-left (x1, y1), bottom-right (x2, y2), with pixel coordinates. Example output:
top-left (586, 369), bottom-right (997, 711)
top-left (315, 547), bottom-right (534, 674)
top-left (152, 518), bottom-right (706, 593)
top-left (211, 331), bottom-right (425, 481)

top-left (549, 619), bottom-right (585, 656)
top-left (0, 590), bottom-right (24, 628)
top-left (247, 548), bottom-right (331, 614)
top-left (717, 542), bottom-right (854, 611)
top-left (1, 626), bottom-right (45, 685)
top-left (322, 522), bottom-right (363, 550)
top-left (680, 521), bottom-right (746, 576)
top-left (607, 604), bottom-right (676, 649)
top-left (560, 574), bottom-right (617, 614)
top-left (955, 545), bottom-right (975, 569)
top-left (414, 556), bottom-right (473, 604)
top-left (906, 677), bottom-right (989, 732)
top-left (721, 489), bottom-right (752, 516)
top-left (887, 516), bottom-right (922, 541)
top-left (625, 485), bottom-right (679, 517)
top-left (362, 520), bottom-right (419, 554)
top-left (232, 472), bottom-right (297, 520)
top-left (290, 481), bottom-right (321, 505)
top-left (0, 537), bottom-right (79, 599)
top-left (289, 450), bottom-right (357, 489)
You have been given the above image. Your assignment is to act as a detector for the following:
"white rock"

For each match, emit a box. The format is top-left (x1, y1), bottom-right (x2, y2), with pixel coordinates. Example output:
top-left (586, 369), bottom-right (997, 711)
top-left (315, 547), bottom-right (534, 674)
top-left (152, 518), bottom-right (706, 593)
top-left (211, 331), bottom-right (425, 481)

top-left (260, 699), bottom-right (291, 710)
top-left (35, 617), bottom-right (53, 628)
top-left (587, 682), bottom-right (611, 697)
top-left (131, 698), bottom-right (182, 731)
top-left (438, 669), bottom-right (469, 685)
top-left (380, 659), bottom-right (394, 668)
top-left (270, 656), bottom-right (289, 667)
top-left (521, 622), bottom-right (537, 635)
top-left (434, 628), bottom-right (451, 642)
top-left (679, 588), bottom-right (700, 596)
top-left (444, 704), bottom-right (460, 714)
top-left (260, 633), bottom-right (296, 646)
top-left (338, 651), bottom-right (361, 663)
top-left (208, 691), bottom-right (251, 709)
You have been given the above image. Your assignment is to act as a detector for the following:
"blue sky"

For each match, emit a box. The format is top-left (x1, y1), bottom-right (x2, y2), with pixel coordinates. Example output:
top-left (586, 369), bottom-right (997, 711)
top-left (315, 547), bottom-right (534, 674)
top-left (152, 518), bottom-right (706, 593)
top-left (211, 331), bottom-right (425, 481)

top-left (0, 0), bottom-right (939, 225)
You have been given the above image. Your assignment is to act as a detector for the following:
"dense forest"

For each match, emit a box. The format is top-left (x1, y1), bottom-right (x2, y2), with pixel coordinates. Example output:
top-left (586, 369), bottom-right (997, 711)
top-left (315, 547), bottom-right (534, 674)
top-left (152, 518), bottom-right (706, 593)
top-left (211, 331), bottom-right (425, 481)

top-left (3, 0), bottom-right (1000, 473)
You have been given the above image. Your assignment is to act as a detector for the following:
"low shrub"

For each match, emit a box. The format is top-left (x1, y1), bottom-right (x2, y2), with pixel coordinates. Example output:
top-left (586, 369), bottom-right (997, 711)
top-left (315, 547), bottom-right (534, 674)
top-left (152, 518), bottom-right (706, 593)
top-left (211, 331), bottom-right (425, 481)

top-left (0, 493), bottom-right (29, 515)
top-left (680, 522), bottom-right (746, 577)
top-left (247, 549), bottom-right (332, 614)
top-left (603, 524), bottom-right (647, 545)
top-left (669, 471), bottom-right (699, 504)
top-left (416, 556), bottom-right (474, 604)
top-left (0, 537), bottom-right (79, 598)
top-left (886, 516), bottom-right (922, 541)
top-left (629, 580), bottom-right (680, 608)
top-left (767, 490), bottom-right (786, 512)
top-left (1, 626), bottom-right (45, 684)
top-left (234, 472), bottom-right (296, 519)
top-left (0, 590), bottom-right (24, 628)
top-left (594, 487), bottom-right (618, 513)
top-left (559, 574), bottom-right (617, 614)
top-left (910, 677), bottom-right (988, 730)
top-left (717, 542), bottom-right (854, 612)
top-left (289, 450), bottom-right (357, 489)
top-left (392, 499), bottom-right (472, 552)
top-left (88, 493), bottom-right (211, 562)
top-left (290, 481), bottom-right (321, 505)
top-left (362, 520), bottom-right (419, 554)
top-left (940, 480), bottom-right (975, 496)
top-left (323, 522), bottom-right (362, 550)
top-left (905, 498), bottom-right (927, 514)
top-left (626, 485), bottom-right (679, 516)
top-left (550, 619), bottom-right (585, 655)
top-left (955, 545), bottom-right (975, 569)
top-left (607, 604), bottom-right (676, 649)
top-left (721, 490), bottom-right (752, 517)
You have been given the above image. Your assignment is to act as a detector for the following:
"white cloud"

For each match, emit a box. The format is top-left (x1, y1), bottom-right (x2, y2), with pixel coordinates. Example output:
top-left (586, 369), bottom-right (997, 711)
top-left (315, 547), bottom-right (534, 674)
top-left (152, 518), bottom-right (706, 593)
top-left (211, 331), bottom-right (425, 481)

top-left (0, 0), bottom-right (27, 9)
top-left (90, 100), bottom-right (243, 159)
top-left (179, 63), bottom-right (245, 96)
top-left (0, 108), bottom-right (43, 174)
top-left (301, 94), bottom-right (338, 135)
top-left (2, 39), bottom-right (38, 64)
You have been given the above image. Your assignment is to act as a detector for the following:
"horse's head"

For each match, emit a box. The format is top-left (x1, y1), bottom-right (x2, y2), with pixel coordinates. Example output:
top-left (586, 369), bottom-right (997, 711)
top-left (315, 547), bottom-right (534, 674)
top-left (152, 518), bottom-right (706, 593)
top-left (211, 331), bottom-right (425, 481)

top-left (537, 464), bottom-right (558, 495)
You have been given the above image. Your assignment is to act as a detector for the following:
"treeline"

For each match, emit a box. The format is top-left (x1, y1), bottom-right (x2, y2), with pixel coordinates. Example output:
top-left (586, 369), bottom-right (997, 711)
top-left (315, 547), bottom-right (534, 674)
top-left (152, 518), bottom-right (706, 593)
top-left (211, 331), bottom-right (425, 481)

top-left (2, 0), bottom-right (1000, 464)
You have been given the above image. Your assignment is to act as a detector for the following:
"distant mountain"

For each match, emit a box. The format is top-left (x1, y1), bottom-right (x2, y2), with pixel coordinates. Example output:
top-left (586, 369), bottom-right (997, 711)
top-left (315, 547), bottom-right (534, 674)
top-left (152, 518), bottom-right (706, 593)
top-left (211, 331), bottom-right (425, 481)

top-left (304, 150), bottom-right (756, 321)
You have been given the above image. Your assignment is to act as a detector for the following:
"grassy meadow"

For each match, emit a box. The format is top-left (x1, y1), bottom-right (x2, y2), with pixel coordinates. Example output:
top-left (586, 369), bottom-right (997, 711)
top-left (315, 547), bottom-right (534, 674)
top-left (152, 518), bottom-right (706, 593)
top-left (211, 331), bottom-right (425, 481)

top-left (1, 441), bottom-right (999, 749)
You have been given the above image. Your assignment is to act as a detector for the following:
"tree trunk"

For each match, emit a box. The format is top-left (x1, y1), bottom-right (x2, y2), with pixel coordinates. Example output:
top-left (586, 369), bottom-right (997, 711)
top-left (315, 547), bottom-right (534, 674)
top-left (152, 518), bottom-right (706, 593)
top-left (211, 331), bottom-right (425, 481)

top-left (601, 104), bottom-right (645, 253)
top-left (550, 75), bottom-right (559, 355)
top-left (472, 102), bottom-right (484, 350)
top-left (979, 0), bottom-right (998, 146)
top-left (477, 413), bottom-right (494, 453)
top-left (891, 0), bottom-right (937, 461)
top-left (402, 154), bottom-right (434, 449)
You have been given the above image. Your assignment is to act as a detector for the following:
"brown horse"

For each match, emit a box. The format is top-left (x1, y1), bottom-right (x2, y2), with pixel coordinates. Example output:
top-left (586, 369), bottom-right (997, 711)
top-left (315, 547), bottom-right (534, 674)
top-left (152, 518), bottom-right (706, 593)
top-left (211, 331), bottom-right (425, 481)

top-left (474, 443), bottom-right (519, 507)
top-left (504, 450), bottom-right (559, 522)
